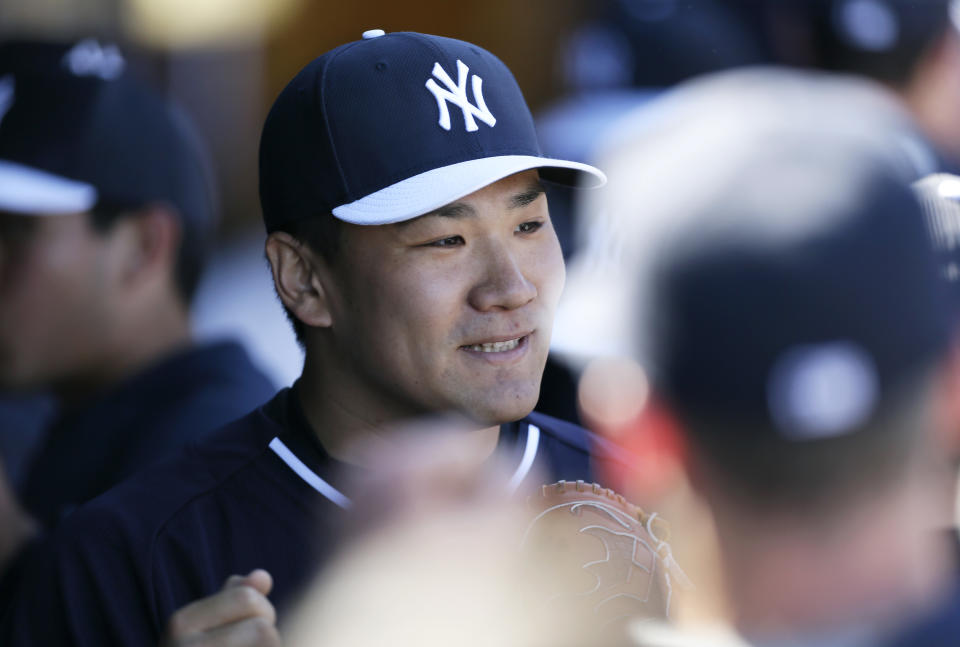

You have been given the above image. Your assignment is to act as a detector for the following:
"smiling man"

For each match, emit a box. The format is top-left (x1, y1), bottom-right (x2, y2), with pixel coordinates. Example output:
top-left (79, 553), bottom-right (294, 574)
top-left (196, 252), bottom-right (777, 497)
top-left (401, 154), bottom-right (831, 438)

top-left (1, 31), bottom-right (613, 646)
top-left (278, 171), bottom-right (563, 439)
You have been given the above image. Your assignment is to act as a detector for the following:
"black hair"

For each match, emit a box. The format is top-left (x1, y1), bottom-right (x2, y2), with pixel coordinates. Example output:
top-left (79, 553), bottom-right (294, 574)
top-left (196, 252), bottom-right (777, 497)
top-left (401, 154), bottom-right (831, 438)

top-left (673, 368), bottom-right (935, 513)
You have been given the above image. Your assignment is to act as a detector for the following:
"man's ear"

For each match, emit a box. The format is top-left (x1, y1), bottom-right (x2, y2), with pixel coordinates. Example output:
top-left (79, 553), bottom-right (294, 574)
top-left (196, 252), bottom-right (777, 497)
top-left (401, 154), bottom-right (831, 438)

top-left (110, 204), bottom-right (181, 292)
top-left (265, 232), bottom-right (334, 328)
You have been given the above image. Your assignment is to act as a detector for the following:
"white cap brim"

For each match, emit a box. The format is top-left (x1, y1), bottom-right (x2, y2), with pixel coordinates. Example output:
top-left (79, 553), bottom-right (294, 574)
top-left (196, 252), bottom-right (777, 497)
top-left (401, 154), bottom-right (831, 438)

top-left (0, 159), bottom-right (98, 215)
top-left (331, 154), bottom-right (606, 225)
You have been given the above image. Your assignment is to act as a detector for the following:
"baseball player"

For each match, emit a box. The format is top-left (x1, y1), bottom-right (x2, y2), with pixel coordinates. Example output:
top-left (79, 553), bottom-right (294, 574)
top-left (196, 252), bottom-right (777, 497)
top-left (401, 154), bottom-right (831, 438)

top-left (1, 30), bottom-right (621, 647)
top-left (0, 39), bottom-right (275, 598)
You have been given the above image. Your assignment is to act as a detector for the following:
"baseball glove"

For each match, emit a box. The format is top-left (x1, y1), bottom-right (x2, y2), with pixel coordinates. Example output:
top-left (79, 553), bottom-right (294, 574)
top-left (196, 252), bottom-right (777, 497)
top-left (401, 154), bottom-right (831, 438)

top-left (520, 480), bottom-right (691, 639)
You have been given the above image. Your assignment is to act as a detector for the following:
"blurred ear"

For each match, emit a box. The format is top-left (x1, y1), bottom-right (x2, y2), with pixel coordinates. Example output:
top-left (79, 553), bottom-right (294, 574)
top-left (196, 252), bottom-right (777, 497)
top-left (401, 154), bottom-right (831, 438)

top-left (110, 204), bottom-right (181, 291)
top-left (576, 355), bottom-right (690, 503)
top-left (618, 394), bottom-right (692, 502)
top-left (265, 232), bottom-right (333, 328)
top-left (933, 339), bottom-right (960, 461)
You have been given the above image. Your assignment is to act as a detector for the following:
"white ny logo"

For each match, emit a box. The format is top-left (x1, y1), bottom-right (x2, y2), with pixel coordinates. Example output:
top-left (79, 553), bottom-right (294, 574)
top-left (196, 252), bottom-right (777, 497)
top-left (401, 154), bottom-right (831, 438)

top-left (425, 60), bottom-right (496, 132)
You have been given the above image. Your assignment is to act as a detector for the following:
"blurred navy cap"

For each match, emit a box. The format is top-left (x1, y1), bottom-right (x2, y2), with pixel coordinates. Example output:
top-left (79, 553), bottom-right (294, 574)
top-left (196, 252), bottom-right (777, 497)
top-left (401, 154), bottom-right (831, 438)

top-left (654, 135), bottom-right (951, 442)
top-left (0, 38), bottom-right (216, 229)
top-left (258, 29), bottom-right (605, 232)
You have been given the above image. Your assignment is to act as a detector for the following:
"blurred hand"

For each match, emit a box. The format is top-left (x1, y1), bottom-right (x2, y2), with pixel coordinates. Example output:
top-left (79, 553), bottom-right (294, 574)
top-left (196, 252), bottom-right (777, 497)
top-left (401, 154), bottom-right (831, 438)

top-left (161, 569), bottom-right (280, 647)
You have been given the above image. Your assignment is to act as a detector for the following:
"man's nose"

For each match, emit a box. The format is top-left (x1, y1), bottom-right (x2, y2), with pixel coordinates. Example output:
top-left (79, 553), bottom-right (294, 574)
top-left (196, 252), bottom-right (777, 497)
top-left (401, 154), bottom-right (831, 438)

top-left (467, 242), bottom-right (537, 312)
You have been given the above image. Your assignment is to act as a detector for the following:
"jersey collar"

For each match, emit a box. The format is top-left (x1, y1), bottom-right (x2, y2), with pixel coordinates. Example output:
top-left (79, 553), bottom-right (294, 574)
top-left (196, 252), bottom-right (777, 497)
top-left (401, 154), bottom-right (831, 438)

top-left (267, 411), bottom-right (541, 508)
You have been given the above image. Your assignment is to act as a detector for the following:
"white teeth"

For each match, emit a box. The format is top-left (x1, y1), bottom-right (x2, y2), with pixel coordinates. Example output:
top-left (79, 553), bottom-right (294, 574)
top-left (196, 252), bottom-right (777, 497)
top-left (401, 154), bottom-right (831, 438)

top-left (465, 338), bottom-right (521, 353)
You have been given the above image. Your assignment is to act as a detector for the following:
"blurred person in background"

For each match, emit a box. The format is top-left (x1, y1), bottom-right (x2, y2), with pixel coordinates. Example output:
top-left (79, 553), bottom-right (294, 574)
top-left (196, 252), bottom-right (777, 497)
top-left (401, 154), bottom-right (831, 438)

top-left (753, 0), bottom-right (960, 173)
top-left (535, 0), bottom-right (766, 394)
top-left (541, 0), bottom-right (960, 214)
top-left (552, 0), bottom-right (960, 377)
top-left (536, 0), bottom-right (769, 265)
top-left (541, 0), bottom-right (960, 429)
top-left (0, 38), bottom-right (274, 589)
top-left (1, 30), bottom-right (632, 647)
top-left (533, 0), bottom-right (769, 428)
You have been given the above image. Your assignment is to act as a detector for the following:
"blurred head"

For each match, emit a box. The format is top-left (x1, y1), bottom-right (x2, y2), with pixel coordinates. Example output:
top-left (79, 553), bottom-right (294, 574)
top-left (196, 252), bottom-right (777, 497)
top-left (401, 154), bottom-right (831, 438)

top-left (556, 68), bottom-right (957, 639)
top-left (647, 133), bottom-right (951, 512)
top-left (259, 31), bottom-right (604, 424)
top-left (0, 39), bottom-right (217, 392)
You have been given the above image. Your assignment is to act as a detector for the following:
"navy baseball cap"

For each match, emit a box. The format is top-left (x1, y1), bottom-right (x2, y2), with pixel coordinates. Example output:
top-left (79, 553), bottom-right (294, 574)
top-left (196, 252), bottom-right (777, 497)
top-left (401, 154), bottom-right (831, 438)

top-left (259, 29), bottom-right (606, 231)
top-left (0, 39), bottom-right (216, 226)
top-left (653, 135), bottom-right (951, 442)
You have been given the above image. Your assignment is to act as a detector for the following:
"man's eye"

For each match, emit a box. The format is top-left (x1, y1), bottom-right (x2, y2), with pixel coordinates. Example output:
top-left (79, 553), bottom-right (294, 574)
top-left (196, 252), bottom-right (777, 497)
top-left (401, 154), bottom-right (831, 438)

top-left (426, 235), bottom-right (464, 248)
top-left (516, 221), bottom-right (544, 234)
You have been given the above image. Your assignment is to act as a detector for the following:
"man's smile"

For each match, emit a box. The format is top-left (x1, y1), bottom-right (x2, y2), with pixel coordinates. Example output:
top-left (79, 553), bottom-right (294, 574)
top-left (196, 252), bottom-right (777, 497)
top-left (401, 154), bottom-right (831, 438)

top-left (459, 333), bottom-right (532, 359)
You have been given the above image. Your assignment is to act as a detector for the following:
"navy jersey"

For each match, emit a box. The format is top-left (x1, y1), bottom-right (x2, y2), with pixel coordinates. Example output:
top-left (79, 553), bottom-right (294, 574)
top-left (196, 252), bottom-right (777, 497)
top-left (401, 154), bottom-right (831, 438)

top-left (0, 392), bottom-right (53, 484)
top-left (1, 386), bottom-right (622, 647)
top-left (17, 340), bottom-right (275, 527)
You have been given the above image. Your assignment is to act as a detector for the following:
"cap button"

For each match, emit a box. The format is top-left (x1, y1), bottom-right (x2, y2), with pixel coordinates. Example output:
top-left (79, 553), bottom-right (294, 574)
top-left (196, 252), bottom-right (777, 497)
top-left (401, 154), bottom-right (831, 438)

top-left (362, 29), bottom-right (386, 40)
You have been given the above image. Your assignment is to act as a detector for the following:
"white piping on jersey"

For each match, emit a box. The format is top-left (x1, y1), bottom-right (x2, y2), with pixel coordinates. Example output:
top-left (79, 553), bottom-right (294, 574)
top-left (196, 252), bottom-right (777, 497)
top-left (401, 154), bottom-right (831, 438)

top-left (268, 437), bottom-right (352, 509)
top-left (269, 423), bottom-right (540, 505)
top-left (507, 424), bottom-right (540, 493)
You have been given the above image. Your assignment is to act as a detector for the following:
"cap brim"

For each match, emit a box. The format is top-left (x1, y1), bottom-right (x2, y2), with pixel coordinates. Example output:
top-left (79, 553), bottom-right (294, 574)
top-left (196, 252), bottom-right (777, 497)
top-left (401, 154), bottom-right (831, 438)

top-left (331, 154), bottom-right (606, 225)
top-left (0, 160), bottom-right (97, 215)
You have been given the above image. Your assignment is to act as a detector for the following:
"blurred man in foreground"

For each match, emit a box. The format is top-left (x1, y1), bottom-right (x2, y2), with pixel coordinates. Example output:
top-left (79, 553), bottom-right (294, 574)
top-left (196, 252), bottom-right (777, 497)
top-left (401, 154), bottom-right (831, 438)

top-left (591, 111), bottom-right (956, 644)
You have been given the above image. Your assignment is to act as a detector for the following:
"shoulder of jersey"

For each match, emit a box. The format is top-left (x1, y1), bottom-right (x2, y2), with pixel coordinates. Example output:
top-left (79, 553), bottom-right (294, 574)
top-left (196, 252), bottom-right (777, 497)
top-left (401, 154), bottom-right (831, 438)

top-left (52, 406), bottom-right (278, 542)
top-left (524, 411), bottom-right (629, 465)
